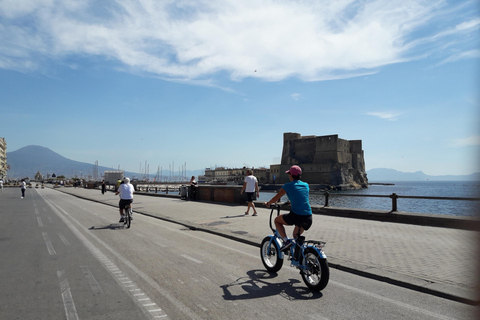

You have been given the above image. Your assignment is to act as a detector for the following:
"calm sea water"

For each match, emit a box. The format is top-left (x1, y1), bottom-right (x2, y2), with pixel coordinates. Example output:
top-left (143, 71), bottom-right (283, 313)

top-left (258, 181), bottom-right (480, 217)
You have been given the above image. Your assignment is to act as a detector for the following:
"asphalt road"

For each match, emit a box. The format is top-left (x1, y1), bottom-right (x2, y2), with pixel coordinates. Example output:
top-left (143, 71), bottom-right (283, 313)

top-left (0, 187), bottom-right (477, 319)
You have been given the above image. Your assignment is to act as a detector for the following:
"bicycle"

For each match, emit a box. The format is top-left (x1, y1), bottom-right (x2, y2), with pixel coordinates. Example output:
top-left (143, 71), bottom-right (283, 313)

top-left (260, 202), bottom-right (329, 291)
top-left (124, 203), bottom-right (132, 229)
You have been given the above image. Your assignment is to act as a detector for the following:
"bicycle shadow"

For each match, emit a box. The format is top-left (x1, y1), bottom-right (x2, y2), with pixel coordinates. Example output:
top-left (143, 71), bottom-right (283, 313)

top-left (88, 223), bottom-right (127, 230)
top-left (221, 270), bottom-right (323, 301)
top-left (220, 214), bottom-right (249, 219)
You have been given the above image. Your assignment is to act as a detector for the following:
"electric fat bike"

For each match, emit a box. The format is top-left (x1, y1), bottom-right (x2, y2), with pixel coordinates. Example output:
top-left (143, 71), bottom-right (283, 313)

top-left (260, 202), bottom-right (329, 291)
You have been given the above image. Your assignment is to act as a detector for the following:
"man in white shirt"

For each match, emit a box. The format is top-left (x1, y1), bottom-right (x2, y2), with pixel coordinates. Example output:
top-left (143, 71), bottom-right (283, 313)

top-left (115, 177), bottom-right (135, 222)
top-left (240, 169), bottom-right (260, 216)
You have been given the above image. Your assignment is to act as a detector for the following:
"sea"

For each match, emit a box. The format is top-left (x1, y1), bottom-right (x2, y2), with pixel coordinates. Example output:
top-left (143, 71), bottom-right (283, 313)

top-left (257, 181), bottom-right (480, 217)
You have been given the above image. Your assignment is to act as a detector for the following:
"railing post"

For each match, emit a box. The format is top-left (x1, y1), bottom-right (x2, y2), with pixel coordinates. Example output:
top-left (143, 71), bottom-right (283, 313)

top-left (324, 191), bottom-right (330, 207)
top-left (390, 193), bottom-right (398, 212)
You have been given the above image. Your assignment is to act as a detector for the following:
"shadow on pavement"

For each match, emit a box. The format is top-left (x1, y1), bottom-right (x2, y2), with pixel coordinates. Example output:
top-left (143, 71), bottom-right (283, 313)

top-left (89, 224), bottom-right (127, 230)
top-left (221, 270), bottom-right (323, 301)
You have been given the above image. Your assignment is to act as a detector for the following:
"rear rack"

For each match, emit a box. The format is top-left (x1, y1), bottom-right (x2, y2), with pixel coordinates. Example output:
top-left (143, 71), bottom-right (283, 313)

top-left (305, 240), bottom-right (326, 249)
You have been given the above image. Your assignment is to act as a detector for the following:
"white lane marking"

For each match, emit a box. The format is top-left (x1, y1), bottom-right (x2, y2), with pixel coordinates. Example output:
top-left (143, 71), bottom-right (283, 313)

top-left (57, 270), bottom-right (80, 320)
top-left (42, 197), bottom-right (170, 320)
top-left (181, 254), bottom-right (203, 264)
top-left (37, 217), bottom-right (44, 227)
top-left (58, 233), bottom-right (72, 247)
top-left (35, 208), bottom-right (39, 215)
top-left (332, 281), bottom-right (458, 320)
top-left (80, 265), bottom-right (104, 295)
top-left (42, 232), bottom-right (56, 255)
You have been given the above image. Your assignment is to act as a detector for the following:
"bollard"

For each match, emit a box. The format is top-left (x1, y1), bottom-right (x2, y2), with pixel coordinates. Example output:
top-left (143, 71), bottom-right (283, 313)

top-left (324, 191), bottom-right (330, 207)
top-left (390, 193), bottom-right (398, 212)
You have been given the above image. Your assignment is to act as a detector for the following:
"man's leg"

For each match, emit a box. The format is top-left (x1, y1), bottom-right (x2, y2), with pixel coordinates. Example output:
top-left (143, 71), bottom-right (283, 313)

top-left (274, 215), bottom-right (288, 239)
top-left (251, 202), bottom-right (257, 215)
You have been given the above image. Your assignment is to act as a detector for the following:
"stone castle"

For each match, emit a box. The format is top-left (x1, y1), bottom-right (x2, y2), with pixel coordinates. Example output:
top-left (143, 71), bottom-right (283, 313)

top-left (270, 132), bottom-right (368, 189)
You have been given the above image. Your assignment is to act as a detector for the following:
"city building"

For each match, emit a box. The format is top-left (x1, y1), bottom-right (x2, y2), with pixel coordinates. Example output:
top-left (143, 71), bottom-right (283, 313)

top-left (0, 137), bottom-right (6, 179)
top-left (201, 167), bottom-right (270, 184)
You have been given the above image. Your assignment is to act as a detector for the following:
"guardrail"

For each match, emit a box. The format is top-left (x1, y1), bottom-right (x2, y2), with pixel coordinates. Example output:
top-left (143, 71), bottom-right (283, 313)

top-left (323, 192), bottom-right (480, 213)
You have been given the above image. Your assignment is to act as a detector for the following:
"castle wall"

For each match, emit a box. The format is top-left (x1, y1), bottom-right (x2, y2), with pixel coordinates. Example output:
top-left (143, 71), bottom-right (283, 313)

top-left (272, 132), bottom-right (368, 188)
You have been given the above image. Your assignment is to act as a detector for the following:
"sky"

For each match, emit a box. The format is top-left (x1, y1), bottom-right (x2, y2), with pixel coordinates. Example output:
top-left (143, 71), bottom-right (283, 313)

top-left (0, 0), bottom-right (479, 177)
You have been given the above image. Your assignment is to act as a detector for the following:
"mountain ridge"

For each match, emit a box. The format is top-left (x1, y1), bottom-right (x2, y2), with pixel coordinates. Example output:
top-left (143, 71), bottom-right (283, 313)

top-left (366, 168), bottom-right (480, 182)
top-left (6, 145), bottom-right (202, 180)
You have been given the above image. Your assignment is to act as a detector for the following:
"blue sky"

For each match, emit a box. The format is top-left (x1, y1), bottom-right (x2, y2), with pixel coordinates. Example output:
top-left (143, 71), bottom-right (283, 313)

top-left (1, 0), bottom-right (479, 177)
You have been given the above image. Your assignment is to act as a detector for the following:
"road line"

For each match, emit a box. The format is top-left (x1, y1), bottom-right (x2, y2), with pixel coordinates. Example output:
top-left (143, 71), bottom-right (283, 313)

top-left (332, 281), bottom-right (458, 320)
top-left (58, 233), bottom-right (72, 246)
top-left (57, 270), bottom-right (80, 320)
top-left (42, 232), bottom-right (56, 255)
top-left (181, 254), bottom-right (203, 264)
top-left (80, 265), bottom-right (104, 295)
top-left (37, 217), bottom-right (44, 227)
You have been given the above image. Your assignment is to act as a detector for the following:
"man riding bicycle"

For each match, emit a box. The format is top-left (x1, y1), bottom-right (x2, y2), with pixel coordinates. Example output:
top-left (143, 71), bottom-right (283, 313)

top-left (115, 177), bottom-right (135, 223)
top-left (265, 165), bottom-right (313, 251)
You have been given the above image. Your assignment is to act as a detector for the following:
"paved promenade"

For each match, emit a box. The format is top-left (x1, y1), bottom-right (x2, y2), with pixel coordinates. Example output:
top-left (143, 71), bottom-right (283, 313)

top-left (48, 186), bottom-right (479, 304)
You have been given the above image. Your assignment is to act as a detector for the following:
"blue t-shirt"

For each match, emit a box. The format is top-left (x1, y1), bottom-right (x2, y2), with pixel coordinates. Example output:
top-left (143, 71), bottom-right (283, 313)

top-left (282, 180), bottom-right (312, 216)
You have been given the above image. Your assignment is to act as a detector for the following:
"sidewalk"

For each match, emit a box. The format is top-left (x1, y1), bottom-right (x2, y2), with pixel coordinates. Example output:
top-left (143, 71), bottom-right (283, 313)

top-left (50, 186), bottom-right (479, 305)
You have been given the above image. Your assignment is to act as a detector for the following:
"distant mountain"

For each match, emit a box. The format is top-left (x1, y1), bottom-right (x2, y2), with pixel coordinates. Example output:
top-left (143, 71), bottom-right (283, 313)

top-left (6, 145), bottom-right (203, 181)
top-left (7, 145), bottom-right (110, 179)
top-left (367, 168), bottom-right (480, 182)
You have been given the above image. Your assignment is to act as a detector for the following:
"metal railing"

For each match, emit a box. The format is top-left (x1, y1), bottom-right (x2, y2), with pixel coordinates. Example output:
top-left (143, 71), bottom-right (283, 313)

top-left (323, 192), bottom-right (480, 213)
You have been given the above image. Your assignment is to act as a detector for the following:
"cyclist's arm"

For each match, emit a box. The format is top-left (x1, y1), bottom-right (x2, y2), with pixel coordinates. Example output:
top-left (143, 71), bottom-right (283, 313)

top-left (265, 188), bottom-right (286, 207)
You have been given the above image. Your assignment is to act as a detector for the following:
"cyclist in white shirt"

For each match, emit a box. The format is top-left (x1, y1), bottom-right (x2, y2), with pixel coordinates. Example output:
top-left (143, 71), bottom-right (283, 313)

top-left (115, 177), bottom-right (135, 222)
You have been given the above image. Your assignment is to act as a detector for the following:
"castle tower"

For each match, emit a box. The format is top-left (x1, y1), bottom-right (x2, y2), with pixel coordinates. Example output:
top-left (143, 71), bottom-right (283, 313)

top-left (272, 132), bottom-right (368, 189)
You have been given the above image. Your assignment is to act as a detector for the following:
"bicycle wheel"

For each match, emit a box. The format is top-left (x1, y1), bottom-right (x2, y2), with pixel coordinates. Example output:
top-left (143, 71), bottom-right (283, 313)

top-left (125, 207), bottom-right (132, 229)
top-left (260, 237), bottom-right (283, 273)
top-left (300, 247), bottom-right (329, 291)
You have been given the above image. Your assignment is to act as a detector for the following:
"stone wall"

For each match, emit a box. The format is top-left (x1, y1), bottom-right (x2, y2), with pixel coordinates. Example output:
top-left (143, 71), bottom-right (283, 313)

top-left (271, 132), bottom-right (368, 189)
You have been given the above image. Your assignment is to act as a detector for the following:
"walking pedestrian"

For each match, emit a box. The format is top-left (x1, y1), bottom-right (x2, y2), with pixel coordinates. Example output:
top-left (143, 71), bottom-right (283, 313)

top-left (241, 169), bottom-right (259, 216)
top-left (20, 179), bottom-right (26, 198)
top-left (101, 180), bottom-right (106, 195)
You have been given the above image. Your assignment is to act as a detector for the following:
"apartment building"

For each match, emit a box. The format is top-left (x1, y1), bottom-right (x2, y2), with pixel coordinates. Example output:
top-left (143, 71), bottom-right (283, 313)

top-left (0, 138), bottom-right (6, 179)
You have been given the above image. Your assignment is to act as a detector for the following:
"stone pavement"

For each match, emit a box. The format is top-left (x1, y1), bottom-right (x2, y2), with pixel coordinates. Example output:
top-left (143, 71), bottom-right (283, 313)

top-left (48, 186), bottom-right (479, 305)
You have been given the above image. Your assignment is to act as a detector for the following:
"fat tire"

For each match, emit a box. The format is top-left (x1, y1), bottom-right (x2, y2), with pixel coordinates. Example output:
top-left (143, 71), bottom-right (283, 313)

top-left (300, 247), bottom-right (329, 291)
top-left (260, 237), bottom-right (283, 273)
top-left (125, 208), bottom-right (132, 229)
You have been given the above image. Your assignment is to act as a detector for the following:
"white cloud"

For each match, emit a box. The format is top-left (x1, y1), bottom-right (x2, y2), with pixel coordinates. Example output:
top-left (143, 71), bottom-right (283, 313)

top-left (366, 111), bottom-right (401, 121)
top-left (290, 93), bottom-right (301, 101)
top-left (0, 0), bottom-right (477, 82)
top-left (447, 135), bottom-right (480, 147)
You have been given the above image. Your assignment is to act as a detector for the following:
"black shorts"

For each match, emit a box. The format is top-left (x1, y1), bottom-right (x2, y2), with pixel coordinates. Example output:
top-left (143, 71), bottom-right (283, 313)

top-left (119, 199), bottom-right (133, 209)
top-left (245, 192), bottom-right (255, 202)
top-left (282, 211), bottom-right (313, 230)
